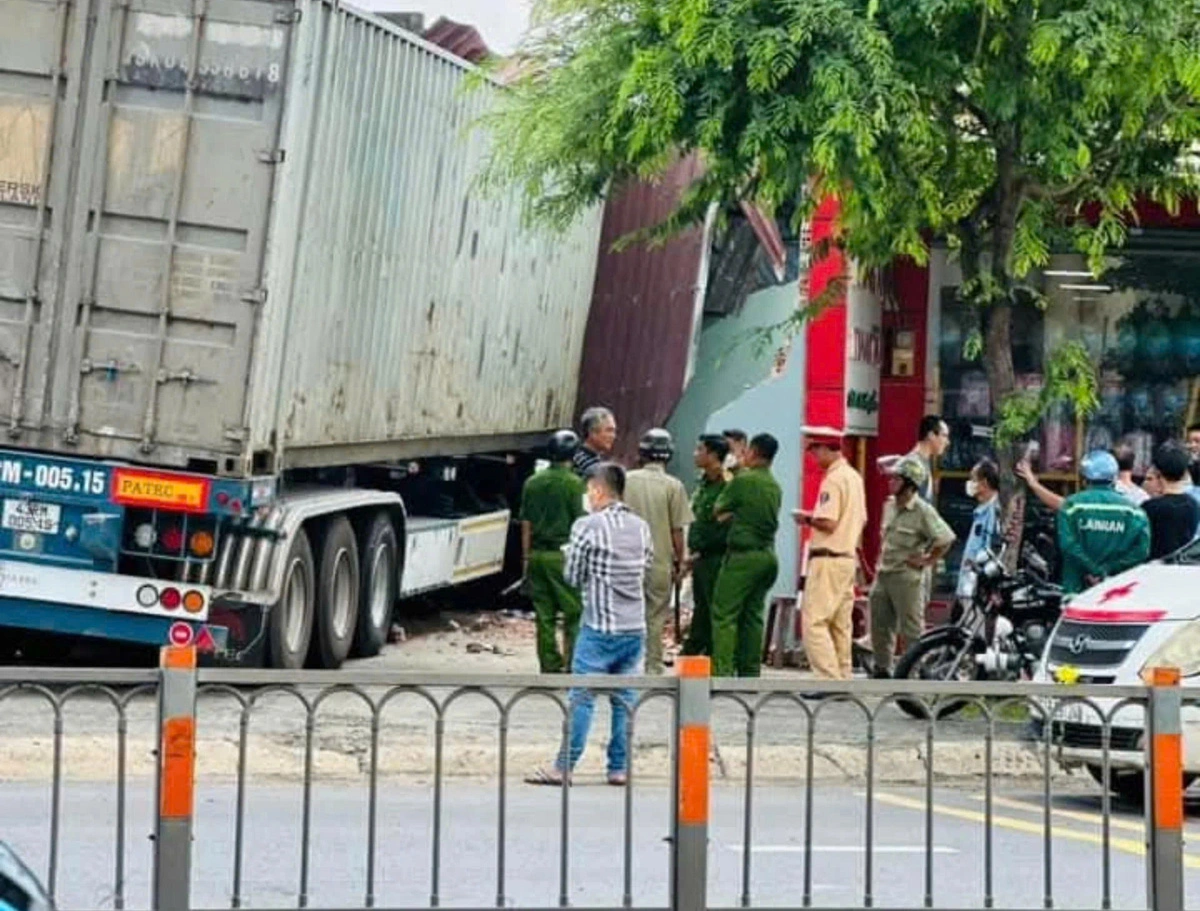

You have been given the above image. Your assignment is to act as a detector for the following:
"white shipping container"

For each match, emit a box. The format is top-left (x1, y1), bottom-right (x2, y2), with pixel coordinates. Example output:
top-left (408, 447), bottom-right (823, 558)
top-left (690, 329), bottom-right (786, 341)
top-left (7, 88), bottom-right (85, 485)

top-left (0, 0), bottom-right (602, 476)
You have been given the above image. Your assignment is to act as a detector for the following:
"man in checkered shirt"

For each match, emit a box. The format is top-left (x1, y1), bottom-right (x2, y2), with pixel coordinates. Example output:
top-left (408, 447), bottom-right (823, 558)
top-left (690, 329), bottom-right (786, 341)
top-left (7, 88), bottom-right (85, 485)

top-left (526, 462), bottom-right (653, 787)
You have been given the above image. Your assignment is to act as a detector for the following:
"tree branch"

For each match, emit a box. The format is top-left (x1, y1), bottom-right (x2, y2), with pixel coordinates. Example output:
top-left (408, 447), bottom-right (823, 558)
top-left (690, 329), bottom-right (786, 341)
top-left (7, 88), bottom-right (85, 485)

top-left (952, 89), bottom-right (994, 134)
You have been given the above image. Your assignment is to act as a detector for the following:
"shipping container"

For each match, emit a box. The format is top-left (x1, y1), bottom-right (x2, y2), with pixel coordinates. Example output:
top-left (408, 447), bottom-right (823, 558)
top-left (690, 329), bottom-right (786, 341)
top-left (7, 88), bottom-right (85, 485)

top-left (0, 0), bottom-right (602, 477)
top-left (0, 0), bottom-right (604, 668)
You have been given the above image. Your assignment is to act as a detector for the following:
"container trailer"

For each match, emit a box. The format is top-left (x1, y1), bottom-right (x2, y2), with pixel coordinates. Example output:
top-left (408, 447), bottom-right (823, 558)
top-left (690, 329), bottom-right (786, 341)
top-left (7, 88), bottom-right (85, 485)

top-left (0, 0), bottom-right (602, 666)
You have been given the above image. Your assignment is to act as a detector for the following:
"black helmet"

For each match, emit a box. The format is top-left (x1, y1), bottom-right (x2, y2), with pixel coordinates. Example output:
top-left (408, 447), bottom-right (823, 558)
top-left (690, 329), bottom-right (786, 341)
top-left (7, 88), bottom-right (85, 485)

top-left (639, 428), bottom-right (674, 461)
top-left (546, 429), bottom-right (580, 461)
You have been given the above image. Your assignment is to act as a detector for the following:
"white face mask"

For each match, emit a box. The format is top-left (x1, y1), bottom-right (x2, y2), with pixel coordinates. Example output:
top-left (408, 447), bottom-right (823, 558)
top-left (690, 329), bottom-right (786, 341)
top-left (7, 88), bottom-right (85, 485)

top-left (965, 479), bottom-right (980, 499)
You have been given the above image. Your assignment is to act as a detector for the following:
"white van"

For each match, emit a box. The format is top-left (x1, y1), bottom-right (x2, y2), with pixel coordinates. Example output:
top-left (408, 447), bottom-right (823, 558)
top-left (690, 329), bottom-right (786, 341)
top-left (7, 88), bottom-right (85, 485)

top-left (0, 843), bottom-right (50, 911)
top-left (1031, 546), bottom-right (1200, 801)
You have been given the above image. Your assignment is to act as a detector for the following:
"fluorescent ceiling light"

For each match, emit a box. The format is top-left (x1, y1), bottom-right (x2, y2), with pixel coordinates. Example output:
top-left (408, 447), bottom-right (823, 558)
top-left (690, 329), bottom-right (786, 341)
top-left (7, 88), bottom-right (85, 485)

top-left (1044, 270), bottom-right (1095, 277)
top-left (1058, 283), bottom-right (1112, 291)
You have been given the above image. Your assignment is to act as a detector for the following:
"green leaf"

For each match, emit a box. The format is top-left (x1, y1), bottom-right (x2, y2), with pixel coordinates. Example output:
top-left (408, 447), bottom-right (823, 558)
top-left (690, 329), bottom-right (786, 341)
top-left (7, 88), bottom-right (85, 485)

top-left (963, 329), bottom-right (983, 361)
top-left (994, 342), bottom-right (1100, 446)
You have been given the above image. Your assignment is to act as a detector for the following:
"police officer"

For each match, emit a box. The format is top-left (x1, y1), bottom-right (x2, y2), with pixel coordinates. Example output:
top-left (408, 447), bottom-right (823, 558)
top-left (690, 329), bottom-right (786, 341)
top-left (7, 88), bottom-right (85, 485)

top-left (1058, 450), bottom-right (1150, 594)
top-left (681, 435), bottom-right (730, 657)
top-left (870, 458), bottom-right (956, 677)
top-left (723, 429), bottom-right (749, 481)
top-left (793, 427), bottom-right (867, 680)
top-left (624, 429), bottom-right (693, 674)
top-left (519, 430), bottom-right (587, 672)
top-left (711, 433), bottom-right (783, 677)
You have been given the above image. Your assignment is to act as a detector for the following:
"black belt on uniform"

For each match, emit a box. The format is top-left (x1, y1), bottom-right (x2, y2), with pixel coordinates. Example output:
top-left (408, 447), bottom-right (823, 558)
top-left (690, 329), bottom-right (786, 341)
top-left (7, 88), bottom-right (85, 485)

top-left (809, 549), bottom-right (853, 559)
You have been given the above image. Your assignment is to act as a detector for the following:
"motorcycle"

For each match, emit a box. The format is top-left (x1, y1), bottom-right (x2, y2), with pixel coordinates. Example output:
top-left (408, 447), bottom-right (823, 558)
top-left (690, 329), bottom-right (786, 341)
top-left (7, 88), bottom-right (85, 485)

top-left (892, 543), bottom-right (1063, 720)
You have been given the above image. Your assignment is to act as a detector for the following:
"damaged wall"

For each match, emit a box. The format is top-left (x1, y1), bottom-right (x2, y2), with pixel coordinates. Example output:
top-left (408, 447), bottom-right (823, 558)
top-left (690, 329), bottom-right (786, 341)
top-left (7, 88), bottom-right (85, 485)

top-left (666, 281), bottom-right (805, 598)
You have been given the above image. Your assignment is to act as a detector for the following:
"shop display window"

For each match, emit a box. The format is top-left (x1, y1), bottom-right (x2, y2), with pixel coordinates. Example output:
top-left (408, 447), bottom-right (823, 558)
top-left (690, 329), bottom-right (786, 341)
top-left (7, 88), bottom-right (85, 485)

top-left (931, 246), bottom-right (1200, 592)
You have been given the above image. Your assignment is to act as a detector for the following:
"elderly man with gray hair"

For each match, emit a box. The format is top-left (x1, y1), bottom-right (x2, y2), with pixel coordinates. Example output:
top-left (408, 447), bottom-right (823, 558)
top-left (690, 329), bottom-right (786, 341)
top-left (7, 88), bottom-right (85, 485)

top-left (573, 406), bottom-right (617, 478)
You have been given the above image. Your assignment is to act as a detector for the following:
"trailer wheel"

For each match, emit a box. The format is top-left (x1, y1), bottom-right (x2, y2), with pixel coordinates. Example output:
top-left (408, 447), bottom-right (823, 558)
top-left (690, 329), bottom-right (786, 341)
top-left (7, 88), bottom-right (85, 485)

top-left (268, 529), bottom-right (315, 670)
top-left (310, 516), bottom-right (360, 669)
top-left (352, 512), bottom-right (398, 658)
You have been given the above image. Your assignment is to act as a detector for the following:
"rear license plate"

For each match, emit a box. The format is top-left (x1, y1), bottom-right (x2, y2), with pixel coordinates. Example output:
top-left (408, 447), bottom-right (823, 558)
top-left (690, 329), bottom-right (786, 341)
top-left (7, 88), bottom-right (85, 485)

top-left (1057, 702), bottom-right (1091, 725)
top-left (3, 499), bottom-right (61, 535)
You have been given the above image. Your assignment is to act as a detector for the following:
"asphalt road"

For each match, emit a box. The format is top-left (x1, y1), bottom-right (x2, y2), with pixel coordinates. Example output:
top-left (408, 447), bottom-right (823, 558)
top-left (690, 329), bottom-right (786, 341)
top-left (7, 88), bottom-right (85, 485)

top-left (5, 779), bottom-right (1198, 911)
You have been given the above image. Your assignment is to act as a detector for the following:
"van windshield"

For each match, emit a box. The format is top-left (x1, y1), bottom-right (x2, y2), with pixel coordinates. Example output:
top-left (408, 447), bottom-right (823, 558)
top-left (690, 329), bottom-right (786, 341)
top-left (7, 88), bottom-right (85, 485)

top-left (0, 872), bottom-right (31, 911)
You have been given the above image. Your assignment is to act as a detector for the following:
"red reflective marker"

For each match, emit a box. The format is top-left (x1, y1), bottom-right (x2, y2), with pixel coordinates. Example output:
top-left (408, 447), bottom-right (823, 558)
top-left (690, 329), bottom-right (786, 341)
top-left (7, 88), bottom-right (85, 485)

top-left (168, 622), bottom-right (194, 647)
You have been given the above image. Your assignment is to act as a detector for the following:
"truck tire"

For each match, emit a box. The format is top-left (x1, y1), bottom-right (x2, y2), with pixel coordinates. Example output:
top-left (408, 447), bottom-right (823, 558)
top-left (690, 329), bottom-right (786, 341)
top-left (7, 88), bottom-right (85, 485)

top-left (268, 529), bottom-right (316, 670)
top-left (352, 512), bottom-right (398, 658)
top-left (310, 516), bottom-right (360, 670)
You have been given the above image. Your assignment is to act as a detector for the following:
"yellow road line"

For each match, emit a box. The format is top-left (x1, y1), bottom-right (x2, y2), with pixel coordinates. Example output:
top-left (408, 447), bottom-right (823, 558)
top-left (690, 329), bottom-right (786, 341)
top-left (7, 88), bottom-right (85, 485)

top-left (970, 792), bottom-right (1200, 836)
top-left (872, 791), bottom-right (1200, 870)
top-left (971, 794), bottom-right (1145, 833)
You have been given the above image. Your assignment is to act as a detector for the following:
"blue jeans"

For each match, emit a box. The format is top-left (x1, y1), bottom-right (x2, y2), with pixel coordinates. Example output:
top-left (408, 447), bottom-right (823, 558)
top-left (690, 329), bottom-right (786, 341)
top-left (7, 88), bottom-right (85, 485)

top-left (555, 625), bottom-right (644, 775)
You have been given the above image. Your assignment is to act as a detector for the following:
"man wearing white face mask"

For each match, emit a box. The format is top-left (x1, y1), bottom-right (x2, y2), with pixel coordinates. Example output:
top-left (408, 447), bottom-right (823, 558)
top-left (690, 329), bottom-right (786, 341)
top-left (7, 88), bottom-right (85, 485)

top-left (957, 459), bottom-right (1002, 602)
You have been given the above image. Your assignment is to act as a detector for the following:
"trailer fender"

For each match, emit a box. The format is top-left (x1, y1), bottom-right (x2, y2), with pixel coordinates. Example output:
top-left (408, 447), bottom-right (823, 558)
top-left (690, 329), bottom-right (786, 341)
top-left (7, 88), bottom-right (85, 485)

top-left (211, 488), bottom-right (405, 603)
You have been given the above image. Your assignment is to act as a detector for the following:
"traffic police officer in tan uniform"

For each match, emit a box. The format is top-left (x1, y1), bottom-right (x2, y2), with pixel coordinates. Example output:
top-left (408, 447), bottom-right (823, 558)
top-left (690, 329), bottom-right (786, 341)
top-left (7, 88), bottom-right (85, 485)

top-left (793, 427), bottom-right (867, 680)
top-left (869, 457), bottom-right (956, 677)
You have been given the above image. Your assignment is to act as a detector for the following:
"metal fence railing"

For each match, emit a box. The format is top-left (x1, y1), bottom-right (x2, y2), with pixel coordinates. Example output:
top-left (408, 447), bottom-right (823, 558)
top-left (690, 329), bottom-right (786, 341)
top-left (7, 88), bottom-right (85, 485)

top-left (0, 651), bottom-right (1191, 911)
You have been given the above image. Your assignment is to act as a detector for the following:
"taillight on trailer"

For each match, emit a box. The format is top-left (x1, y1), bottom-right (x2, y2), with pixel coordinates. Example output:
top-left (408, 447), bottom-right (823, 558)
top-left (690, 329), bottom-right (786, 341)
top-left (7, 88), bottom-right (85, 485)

top-left (189, 531), bottom-right (214, 558)
top-left (160, 526), bottom-right (184, 554)
top-left (122, 509), bottom-right (217, 562)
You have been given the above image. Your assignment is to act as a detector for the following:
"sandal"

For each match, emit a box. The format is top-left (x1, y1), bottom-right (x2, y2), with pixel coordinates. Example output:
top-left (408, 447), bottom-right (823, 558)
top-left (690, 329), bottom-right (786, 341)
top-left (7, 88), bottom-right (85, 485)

top-left (525, 767), bottom-right (570, 787)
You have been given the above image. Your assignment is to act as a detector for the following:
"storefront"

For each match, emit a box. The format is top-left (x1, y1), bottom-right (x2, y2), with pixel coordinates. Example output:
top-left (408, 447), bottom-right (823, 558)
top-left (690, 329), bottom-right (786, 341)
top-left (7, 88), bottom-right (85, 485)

top-left (803, 200), bottom-right (1200, 599)
top-left (923, 211), bottom-right (1200, 593)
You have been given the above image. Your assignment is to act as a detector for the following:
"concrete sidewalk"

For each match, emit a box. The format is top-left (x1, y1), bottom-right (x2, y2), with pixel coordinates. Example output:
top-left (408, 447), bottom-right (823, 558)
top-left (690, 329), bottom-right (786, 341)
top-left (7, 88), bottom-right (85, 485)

top-left (0, 609), bottom-right (1055, 785)
top-left (0, 685), bottom-right (1050, 785)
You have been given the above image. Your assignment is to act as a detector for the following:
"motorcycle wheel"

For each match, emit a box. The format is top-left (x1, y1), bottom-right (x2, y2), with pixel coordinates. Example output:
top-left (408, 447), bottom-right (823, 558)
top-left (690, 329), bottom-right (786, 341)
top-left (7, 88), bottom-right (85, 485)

top-left (892, 630), bottom-right (984, 721)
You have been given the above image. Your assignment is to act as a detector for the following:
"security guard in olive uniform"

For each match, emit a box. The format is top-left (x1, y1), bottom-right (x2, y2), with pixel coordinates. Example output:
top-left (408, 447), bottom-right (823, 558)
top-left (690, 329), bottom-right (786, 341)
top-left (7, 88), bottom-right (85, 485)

top-left (711, 433), bottom-right (783, 677)
top-left (624, 429), bottom-right (694, 674)
top-left (870, 458), bottom-right (956, 677)
top-left (1058, 450), bottom-right (1150, 594)
top-left (794, 427), bottom-right (867, 680)
top-left (681, 435), bottom-right (730, 657)
top-left (519, 430), bottom-right (587, 672)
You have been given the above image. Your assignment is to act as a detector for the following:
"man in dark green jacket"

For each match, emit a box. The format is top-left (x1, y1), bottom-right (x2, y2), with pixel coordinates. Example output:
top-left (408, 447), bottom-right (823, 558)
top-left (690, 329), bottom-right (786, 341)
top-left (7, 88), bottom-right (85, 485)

top-left (1058, 450), bottom-right (1151, 594)
top-left (711, 433), bottom-right (782, 677)
top-left (682, 435), bottom-right (730, 657)
top-left (520, 430), bottom-right (587, 672)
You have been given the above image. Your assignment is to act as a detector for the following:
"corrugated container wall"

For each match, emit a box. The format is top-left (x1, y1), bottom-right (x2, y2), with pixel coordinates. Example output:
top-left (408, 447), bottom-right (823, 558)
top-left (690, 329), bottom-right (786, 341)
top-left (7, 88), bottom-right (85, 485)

top-left (575, 156), bottom-right (709, 464)
top-left (252, 0), bottom-right (602, 469)
top-left (0, 0), bottom-right (602, 476)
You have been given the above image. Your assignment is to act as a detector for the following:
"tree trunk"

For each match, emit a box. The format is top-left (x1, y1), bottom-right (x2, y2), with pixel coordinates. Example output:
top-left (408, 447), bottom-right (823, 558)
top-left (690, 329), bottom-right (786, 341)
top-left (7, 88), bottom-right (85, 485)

top-left (982, 299), bottom-right (1026, 568)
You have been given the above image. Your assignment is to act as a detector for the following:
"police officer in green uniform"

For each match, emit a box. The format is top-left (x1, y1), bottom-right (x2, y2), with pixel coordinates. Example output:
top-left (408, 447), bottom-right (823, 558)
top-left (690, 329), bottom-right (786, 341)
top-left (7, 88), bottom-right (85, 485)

top-left (520, 430), bottom-right (587, 672)
top-left (1057, 450), bottom-right (1151, 594)
top-left (870, 457), bottom-right (956, 677)
top-left (711, 433), bottom-right (782, 677)
top-left (682, 435), bottom-right (730, 657)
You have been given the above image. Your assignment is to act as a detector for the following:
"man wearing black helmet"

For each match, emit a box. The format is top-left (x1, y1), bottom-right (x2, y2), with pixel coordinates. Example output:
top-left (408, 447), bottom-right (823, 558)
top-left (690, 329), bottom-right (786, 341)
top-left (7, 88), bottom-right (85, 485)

top-left (624, 428), bottom-right (693, 674)
top-left (520, 430), bottom-right (587, 672)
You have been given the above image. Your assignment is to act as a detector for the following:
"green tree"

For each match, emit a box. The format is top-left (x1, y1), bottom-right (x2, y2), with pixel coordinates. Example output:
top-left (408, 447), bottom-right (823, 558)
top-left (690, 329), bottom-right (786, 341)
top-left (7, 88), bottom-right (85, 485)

top-left (482, 0), bottom-right (1200, 471)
